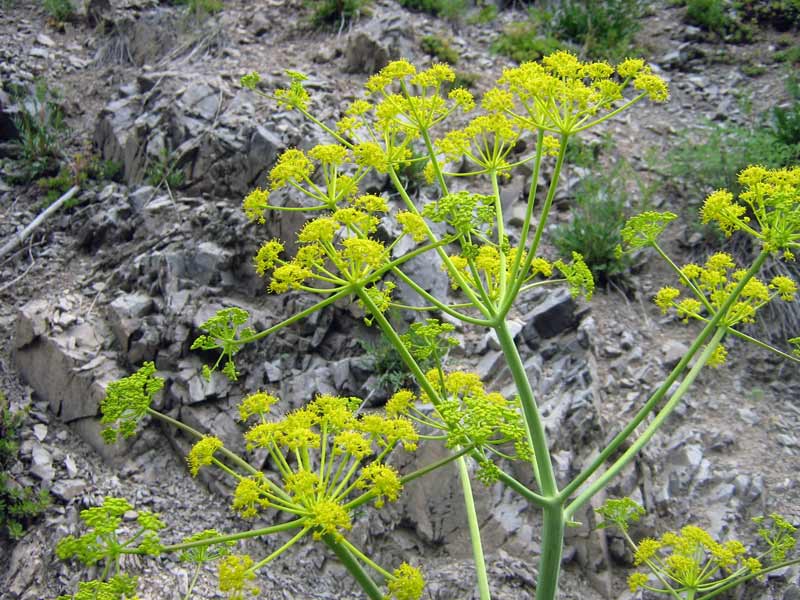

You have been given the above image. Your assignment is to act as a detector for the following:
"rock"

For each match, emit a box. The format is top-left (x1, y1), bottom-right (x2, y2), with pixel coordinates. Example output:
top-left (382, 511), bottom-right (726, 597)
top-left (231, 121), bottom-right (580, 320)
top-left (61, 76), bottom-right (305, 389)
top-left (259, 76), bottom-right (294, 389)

top-left (30, 444), bottom-right (55, 481)
top-left (521, 288), bottom-right (578, 342)
top-left (32, 423), bottom-right (47, 441)
top-left (341, 15), bottom-right (414, 74)
top-left (661, 339), bottom-right (689, 370)
top-left (50, 478), bottom-right (88, 502)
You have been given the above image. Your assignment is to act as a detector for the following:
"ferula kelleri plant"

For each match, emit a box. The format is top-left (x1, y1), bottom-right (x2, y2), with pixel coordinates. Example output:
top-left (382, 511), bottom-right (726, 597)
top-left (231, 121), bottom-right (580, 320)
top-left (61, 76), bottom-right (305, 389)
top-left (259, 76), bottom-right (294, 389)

top-left (57, 53), bottom-right (800, 600)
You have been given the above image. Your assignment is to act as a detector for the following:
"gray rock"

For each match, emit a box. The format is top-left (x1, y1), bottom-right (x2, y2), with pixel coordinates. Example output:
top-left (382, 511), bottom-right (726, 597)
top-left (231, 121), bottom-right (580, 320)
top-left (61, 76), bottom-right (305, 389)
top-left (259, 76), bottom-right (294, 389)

top-left (521, 288), bottom-right (578, 342)
top-left (661, 338), bottom-right (689, 370)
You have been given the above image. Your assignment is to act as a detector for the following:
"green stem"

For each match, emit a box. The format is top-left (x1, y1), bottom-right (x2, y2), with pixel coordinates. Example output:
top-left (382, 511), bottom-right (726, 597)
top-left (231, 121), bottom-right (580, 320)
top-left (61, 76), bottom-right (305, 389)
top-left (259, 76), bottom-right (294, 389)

top-left (564, 326), bottom-right (726, 520)
top-left (494, 319), bottom-right (556, 496)
top-left (159, 519), bottom-right (304, 553)
top-left (457, 455), bottom-right (491, 600)
top-left (536, 504), bottom-right (566, 600)
top-left (323, 535), bottom-right (384, 600)
top-left (696, 557), bottom-right (800, 600)
top-left (560, 250), bottom-right (770, 503)
top-left (249, 527), bottom-right (310, 572)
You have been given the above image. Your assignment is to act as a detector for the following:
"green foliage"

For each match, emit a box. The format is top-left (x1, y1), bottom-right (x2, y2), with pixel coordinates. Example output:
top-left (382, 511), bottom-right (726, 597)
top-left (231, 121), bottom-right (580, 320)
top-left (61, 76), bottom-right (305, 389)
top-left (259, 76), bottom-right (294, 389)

top-left (421, 35), bottom-right (459, 65)
top-left (736, 0), bottom-right (800, 30)
top-left (467, 3), bottom-right (496, 23)
top-left (172, 0), bottom-right (222, 17)
top-left (664, 105), bottom-right (800, 204)
top-left (0, 392), bottom-right (50, 541)
top-left (308, 0), bottom-right (370, 28)
top-left (531, 0), bottom-right (644, 59)
top-left (43, 0), bottom-right (74, 21)
top-left (9, 80), bottom-right (69, 182)
top-left (772, 76), bottom-right (800, 148)
top-left (396, 0), bottom-right (468, 20)
top-left (684, 0), bottom-right (731, 33)
top-left (145, 147), bottom-right (185, 190)
top-left (360, 334), bottom-right (417, 394)
top-left (553, 160), bottom-right (645, 285)
top-left (37, 153), bottom-right (122, 208)
top-left (775, 43), bottom-right (800, 63)
top-left (491, 23), bottom-right (563, 63)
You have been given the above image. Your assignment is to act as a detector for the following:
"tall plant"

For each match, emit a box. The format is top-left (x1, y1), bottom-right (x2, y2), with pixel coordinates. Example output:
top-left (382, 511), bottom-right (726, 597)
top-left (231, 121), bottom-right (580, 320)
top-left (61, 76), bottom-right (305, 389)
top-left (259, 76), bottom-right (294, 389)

top-left (57, 55), bottom-right (800, 600)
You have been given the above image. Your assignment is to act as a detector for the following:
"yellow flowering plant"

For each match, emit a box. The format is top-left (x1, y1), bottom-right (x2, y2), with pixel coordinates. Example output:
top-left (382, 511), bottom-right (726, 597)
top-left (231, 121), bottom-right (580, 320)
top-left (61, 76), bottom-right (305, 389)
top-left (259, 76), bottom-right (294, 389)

top-left (57, 53), bottom-right (800, 600)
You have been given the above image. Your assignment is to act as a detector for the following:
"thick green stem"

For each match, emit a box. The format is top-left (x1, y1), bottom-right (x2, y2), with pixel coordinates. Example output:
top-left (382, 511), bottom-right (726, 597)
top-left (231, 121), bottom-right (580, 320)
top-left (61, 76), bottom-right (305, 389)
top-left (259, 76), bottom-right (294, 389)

top-left (323, 535), bottom-right (384, 600)
top-left (159, 519), bottom-right (304, 553)
top-left (494, 319), bottom-right (557, 496)
top-left (560, 250), bottom-right (770, 503)
top-left (457, 455), bottom-right (491, 600)
top-left (565, 326), bottom-right (726, 520)
top-left (535, 504), bottom-right (566, 600)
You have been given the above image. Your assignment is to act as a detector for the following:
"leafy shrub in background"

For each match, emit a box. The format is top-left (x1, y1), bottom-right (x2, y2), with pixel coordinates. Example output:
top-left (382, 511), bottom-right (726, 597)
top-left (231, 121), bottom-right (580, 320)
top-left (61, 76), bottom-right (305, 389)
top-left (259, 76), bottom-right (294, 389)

top-left (421, 34), bottom-right (459, 64)
top-left (9, 80), bottom-right (69, 182)
top-left (491, 23), bottom-right (563, 63)
top-left (533, 0), bottom-right (644, 59)
top-left (664, 80), bottom-right (800, 201)
top-left (553, 164), bottom-right (633, 285)
top-left (43, 0), bottom-right (74, 21)
top-left (173, 0), bottom-right (222, 17)
top-left (146, 147), bottom-right (185, 191)
top-left (396, 0), bottom-right (468, 20)
top-left (0, 392), bottom-right (50, 541)
top-left (308, 0), bottom-right (370, 29)
top-left (735, 0), bottom-right (800, 30)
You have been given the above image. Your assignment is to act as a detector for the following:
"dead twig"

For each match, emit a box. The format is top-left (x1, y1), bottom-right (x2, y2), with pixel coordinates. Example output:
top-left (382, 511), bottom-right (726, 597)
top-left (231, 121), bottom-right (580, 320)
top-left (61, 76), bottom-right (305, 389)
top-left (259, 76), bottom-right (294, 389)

top-left (0, 185), bottom-right (80, 261)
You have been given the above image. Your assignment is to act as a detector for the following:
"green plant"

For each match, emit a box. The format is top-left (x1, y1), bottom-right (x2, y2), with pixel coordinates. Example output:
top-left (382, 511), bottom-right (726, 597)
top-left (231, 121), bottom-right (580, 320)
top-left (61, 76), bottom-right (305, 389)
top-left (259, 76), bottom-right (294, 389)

top-left (37, 153), bottom-right (122, 207)
top-left (0, 392), bottom-right (50, 541)
top-left (553, 165), bottom-right (632, 285)
top-left (491, 22), bottom-right (563, 63)
top-left (173, 0), bottom-right (222, 17)
top-left (735, 0), bottom-right (800, 30)
top-left (396, 0), bottom-right (468, 20)
top-left (421, 34), bottom-right (459, 64)
top-left (685, 0), bottom-right (731, 32)
top-left (146, 147), bottom-right (185, 191)
top-left (10, 80), bottom-right (69, 182)
top-left (772, 76), bottom-right (800, 148)
top-left (532, 0), bottom-right (644, 59)
top-left (308, 0), bottom-right (370, 29)
top-left (776, 43), bottom-right (800, 63)
top-left (43, 0), bottom-right (74, 21)
top-left (58, 57), bottom-right (800, 600)
top-left (467, 3), bottom-right (497, 24)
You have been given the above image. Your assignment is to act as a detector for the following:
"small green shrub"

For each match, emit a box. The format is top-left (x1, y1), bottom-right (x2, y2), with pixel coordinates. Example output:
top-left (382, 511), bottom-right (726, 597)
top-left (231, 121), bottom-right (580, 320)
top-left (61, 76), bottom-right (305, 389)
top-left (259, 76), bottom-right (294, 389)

top-left (772, 76), bottom-right (800, 148)
top-left (467, 3), bottom-right (497, 23)
top-left (492, 23), bottom-right (563, 64)
top-left (421, 34), bottom-right (459, 64)
top-left (735, 0), bottom-right (800, 31)
top-left (173, 0), bottom-right (222, 17)
top-left (146, 148), bottom-right (185, 190)
top-left (10, 80), bottom-right (69, 182)
top-left (684, 0), bottom-right (730, 32)
top-left (308, 0), bottom-right (370, 29)
top-left (552, 165), bottom-right (632, 285)
top-left (43, 0), bottom-right (74, 21)
top-left (532, 0), bottom-right (644, 59)
top-left (0, 392), bottom-right (50, 541)
top-left (775, 44), bottom-right (800, 63)
top-left (397, 0), bottom-right (468, 20)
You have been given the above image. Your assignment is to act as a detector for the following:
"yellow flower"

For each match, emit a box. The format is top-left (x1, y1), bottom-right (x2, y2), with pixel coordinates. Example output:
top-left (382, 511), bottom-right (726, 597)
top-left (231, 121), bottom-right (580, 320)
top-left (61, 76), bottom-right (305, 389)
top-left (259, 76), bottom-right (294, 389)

top-left (308, 144), bottom-right (349, 165)
top-left (386, 390), bottom-right (416, 416)
top-left (309, 499), bottom-right (352, 539)
top-left (284, 469), bottom-right (320, 498)
top-left (357, 462), bottom-right (402, 507)
top-left (238, 391), bottom-right (278, 421)
top-left (397, 211), bottom-right (429, 243)
top-left (341, 238), bottom-right (386, 271)
top-left (352, 193), bottom-right (389, 213)
top-left (707, 344), bottom-right (727, 368)
top-left (627, 572), bottom-right (649, 593)
top-left (411, 63), bottom-right (455, 87)
top-left (634, 73), bottom-right (669, 102)
top-left (366, 59), bottom-right (417, 93)
top-left (633, 538), bottom-right (662, 565)
top-left (187, 436), bottom-right (223, 476)
top-left (332, 430), bottom-right (371, 459)
top-left (253, 240), bottom-right (284, 275)
top-left (269, 149), bottom-right (313, 189)
top-left (654, 287), bottom-right (680, 313)
top-left (231, 477), bottom-right (270, 518)
top-left (617, 58), bottom-right (645, 78)
top-left (448, 88), bottom-right (475, 112)
top-left (243, 188), bottom-right (270, 223)
top-left (388, 563), bottom-right (425, 600)
top-left (218, 554), bottom-right (259, 597)
top-left (269, 263), bottom-right (312, 293)
top-left (298, 218), bottom-right (338, 244)
top-left (770, 275), bottom-right (797, 301)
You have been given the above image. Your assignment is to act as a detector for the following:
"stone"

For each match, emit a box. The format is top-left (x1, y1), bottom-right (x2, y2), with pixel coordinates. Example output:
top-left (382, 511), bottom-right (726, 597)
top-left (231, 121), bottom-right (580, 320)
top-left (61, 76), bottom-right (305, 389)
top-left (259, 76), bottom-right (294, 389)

top-left (661, 339), bottom-right (689, 370)
top-left (50, 478), bottom-right (88, 502)
top-left (521, 288), bottom-right (578, 342)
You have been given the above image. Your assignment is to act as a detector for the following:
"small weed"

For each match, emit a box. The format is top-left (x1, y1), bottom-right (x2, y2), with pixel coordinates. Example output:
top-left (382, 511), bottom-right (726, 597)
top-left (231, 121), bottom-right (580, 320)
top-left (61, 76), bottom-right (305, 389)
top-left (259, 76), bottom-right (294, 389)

top-left (772, 76), bottom-right (800, 148)
top-left (492, 23), bottom-right (563, 63)
top-left (467, 3), bottom-right (497, 24)
top-left (0, 391), bottom-right (50, 541)
top-left (146, 148), bottom-right (185, 190)
top-left (553, 162), bottom-right (633, 285)
top-left (9, 80), bottom-right (69, 182)
top-left (775, 44), bottom-right (800, 63)
top-left (397, 0), bottom-right (468, 20)
top-left (359, 336), bottom-right (415, 395)
top-left (452, 71), bottom-right (480, 90)
top-left (37, 153), bottom-right (121, 208)
top-left (173, 0), bottom-right (222, 18)
top-left (308, 0), bottom-right (370, 29)
top-left (43, 0), bottom-right (74, 22)
top-left (681, 0), bottom-right (754, 40)
top-left (735, 0), bottom-right (800, 31)
top-left (421, 34), bottom-right (459, 64)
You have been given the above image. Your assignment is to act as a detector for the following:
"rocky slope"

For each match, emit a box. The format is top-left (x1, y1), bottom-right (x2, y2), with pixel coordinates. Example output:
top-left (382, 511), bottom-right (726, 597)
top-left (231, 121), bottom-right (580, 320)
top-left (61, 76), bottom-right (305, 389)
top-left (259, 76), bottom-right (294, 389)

top-left (0, 1), bottom-right (799, 599)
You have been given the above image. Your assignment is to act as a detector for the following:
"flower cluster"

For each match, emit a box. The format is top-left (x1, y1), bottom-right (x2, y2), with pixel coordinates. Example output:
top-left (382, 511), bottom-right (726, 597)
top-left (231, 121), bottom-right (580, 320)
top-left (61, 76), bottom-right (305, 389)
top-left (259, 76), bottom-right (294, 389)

top-left (492, 51), bottom-right (669, 135)
top-left (701, 166), bottom-right (800, 257)
top-left (387, 370), bottom-right (530, 483)
top-left (100, 361), bottom-right (164, 443)
top-left (654, 252), bottom-right (796, 328)
top-left (56, 497), bottom-right (165, 600)
top-left (598, 498), bottom-right (782, 598)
